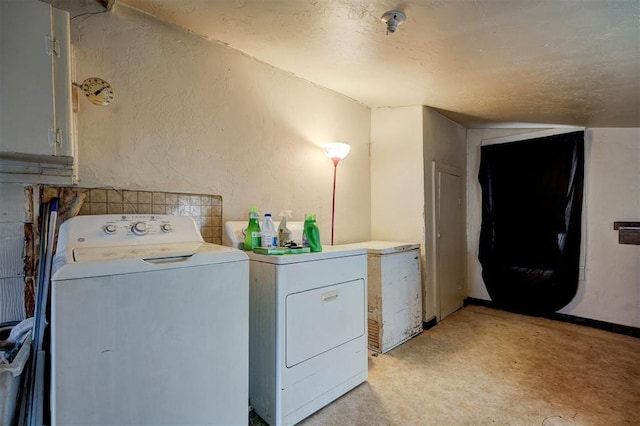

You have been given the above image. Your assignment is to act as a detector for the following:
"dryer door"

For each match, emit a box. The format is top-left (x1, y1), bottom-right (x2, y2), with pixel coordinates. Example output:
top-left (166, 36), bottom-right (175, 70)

top-left (285, 278), bottom-right (365, 367)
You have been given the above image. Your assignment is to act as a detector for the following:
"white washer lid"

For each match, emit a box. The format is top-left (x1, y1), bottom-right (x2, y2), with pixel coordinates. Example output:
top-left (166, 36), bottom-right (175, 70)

top-left (341, 241), bottom-right (420, 254)
top-left (72, 241), bottom-right (205, 263)
top-left (52, 243), bottom-right (248, 280)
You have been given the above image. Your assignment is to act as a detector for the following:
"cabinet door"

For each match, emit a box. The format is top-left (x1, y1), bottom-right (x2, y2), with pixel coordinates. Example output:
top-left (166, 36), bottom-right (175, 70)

top-left (0, 0), bottom-right (55, 156)
top-left (52, 6), bottom-right (73, 157)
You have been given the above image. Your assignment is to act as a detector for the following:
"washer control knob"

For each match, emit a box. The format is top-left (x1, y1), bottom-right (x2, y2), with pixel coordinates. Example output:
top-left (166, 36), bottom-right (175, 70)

top-left (131, 222), bottom-right (149, 236)
top-left (103, 224), bottom-right (117, 234)
top-left (160, 223), bottom-right (173, 233)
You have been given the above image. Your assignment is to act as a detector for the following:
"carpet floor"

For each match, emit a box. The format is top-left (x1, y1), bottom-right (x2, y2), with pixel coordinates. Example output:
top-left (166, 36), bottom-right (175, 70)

top-left (252, 305), bottom-right (640, 425)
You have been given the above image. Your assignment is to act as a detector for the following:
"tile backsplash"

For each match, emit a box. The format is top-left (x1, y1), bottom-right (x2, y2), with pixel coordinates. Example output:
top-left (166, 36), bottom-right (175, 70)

top-left (74, 188), bottom-right (222, 243)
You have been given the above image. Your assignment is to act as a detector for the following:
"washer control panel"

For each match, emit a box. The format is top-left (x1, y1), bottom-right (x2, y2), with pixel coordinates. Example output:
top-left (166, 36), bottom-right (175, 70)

top-left (100, 217), bottom-right (177, 236)
top-left (57, 215), bottom-right (204, 255)
top-left (96, 215), bottom-right (177, 237)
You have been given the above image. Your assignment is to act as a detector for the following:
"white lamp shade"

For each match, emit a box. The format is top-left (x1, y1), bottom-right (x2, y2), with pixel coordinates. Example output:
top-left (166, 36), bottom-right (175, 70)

top-left (324, 142), bottom-right (351, 160)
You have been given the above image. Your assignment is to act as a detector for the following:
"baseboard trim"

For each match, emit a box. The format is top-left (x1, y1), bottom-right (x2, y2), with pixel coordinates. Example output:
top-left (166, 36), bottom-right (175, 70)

top-left (422, 317), bottom-right (437, 331)
top-left (464, 297), bottom-right (640, 338)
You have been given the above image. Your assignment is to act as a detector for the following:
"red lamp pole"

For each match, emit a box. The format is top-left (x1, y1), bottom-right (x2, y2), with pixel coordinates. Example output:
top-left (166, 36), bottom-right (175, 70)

top-left (330, 157), bottom-right (340, 246)
top-left (324, 142), bottom-right (350, 246)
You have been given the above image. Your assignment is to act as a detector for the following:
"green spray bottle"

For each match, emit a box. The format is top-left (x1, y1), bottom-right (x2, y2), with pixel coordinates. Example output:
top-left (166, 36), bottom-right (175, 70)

top-left (244, 206), bottom-right (261, 251)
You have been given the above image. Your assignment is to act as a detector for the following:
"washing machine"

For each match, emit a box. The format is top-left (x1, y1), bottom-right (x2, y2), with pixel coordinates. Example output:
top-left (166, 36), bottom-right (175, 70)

top-left (225, 222), bottom-right (368, 426)
top-left (51, 214), bottom-right (249, 425)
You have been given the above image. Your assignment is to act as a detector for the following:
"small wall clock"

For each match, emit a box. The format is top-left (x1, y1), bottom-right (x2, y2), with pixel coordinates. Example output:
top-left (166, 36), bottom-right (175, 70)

top-left (74, 77), bottom-right (114, 106)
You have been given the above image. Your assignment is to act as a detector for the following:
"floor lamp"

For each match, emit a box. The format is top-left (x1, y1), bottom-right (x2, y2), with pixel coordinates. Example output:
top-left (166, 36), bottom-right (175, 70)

top-left (324, 142), bottom-right (351, 245)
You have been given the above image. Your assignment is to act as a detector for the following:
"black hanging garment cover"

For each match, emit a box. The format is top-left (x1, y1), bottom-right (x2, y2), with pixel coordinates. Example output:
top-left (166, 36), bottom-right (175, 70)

top-left (478, 131), bottom-right (584, 314)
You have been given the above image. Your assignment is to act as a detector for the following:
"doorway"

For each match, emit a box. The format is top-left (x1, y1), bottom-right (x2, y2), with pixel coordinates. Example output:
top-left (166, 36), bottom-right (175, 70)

top-left (433, 162), bottom-right (464, 320)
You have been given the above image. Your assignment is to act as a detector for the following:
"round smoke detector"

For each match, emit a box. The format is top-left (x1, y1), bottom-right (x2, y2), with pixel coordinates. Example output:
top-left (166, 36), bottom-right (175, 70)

top-left (381, 10), bottom-right (406, 34)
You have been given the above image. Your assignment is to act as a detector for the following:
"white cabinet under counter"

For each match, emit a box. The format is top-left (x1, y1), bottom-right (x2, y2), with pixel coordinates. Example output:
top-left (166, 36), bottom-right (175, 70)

top-left (0, 0), bottom-right (75, 184)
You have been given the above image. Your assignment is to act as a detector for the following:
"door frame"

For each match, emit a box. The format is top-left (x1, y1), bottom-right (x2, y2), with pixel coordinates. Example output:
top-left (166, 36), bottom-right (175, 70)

top-left (432, 161), bottom-right (465, 321)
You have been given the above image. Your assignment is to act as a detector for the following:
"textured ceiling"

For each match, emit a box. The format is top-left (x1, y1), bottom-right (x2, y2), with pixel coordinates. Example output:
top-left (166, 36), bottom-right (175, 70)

top-left (77, 0), bottom-right (640, 127)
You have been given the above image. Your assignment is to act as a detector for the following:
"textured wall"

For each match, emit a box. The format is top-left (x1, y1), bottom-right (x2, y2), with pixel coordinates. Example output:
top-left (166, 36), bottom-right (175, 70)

top-left (562, 128), bottom-right (640, 327)
top-left (370, 106), bottom-right (467, 322)
top-left (466, 128), bottom-right (640, 327)
top-left (370, 106), bottom-right (427, 321)
top-left (370, 106), bottom-right (425, 243)
top-left (71, 5), bottom-right (371, 245)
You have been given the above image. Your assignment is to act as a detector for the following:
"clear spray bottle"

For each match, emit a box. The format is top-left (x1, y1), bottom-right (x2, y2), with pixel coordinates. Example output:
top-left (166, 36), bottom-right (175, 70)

top-left (277, 210), bottom-right (292, 246)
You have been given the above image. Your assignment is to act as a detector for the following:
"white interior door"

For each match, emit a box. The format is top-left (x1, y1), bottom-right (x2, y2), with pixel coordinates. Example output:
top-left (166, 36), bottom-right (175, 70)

top-left (436, 167), bottom-right (464, 320)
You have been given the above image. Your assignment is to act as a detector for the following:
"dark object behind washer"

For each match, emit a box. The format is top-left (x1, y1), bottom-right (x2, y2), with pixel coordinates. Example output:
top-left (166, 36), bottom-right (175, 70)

top-left (478, 131), bottom-right (584, 315)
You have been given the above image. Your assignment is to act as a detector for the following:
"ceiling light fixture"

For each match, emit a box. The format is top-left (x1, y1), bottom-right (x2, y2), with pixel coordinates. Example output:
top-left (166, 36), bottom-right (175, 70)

top-left (381, 10), bottom-right (406, 35)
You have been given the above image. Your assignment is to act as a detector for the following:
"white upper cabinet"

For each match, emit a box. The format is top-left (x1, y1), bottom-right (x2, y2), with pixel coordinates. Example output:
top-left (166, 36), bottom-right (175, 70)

top-left (0, 0), bottom-right (74, 184)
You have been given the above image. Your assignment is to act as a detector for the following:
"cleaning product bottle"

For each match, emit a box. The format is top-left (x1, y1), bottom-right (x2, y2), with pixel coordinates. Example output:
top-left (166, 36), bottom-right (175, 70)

top-left (277, 210), bottom-right (292, 246)
top-left (261, 213), bottom-right (276, 248)
top-left (303, 213), bottom-right (322, 252)
top-left (244, 206), bottom-right (261, 251)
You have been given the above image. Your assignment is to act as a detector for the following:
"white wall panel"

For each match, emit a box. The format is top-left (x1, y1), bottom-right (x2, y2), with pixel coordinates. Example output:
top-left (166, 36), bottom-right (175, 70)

top-left (0, 277), bottom-right (25, 322)
top-left (0, 223), bottom-right (23, 278)
top-left (0, 184), bottom-right (27, 222)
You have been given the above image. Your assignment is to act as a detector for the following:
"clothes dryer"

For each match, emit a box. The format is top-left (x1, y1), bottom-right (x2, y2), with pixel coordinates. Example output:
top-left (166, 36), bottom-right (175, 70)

top-left (226, 222), bottom-right (368, 425)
